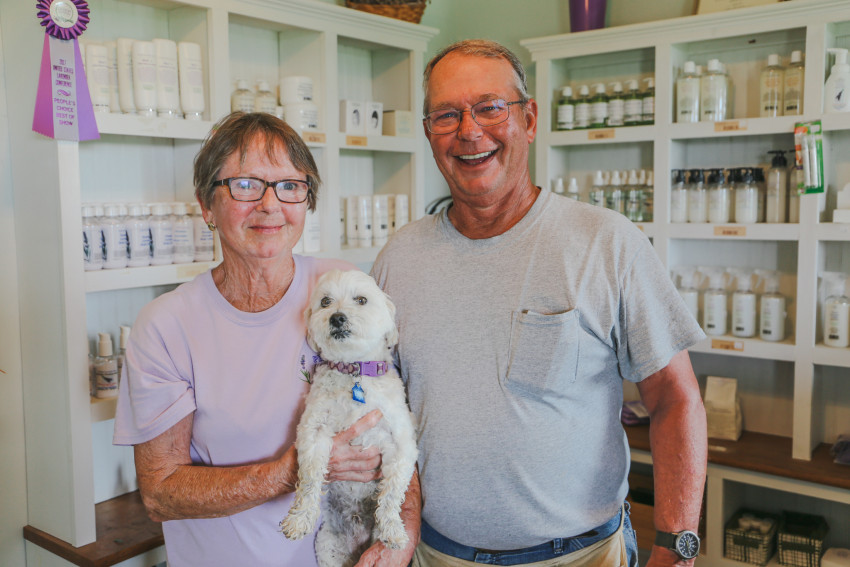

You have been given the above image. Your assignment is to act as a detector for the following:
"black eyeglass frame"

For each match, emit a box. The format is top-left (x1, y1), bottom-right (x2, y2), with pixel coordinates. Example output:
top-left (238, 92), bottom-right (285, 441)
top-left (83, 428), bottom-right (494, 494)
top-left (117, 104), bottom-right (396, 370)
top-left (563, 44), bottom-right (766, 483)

top-left (423, 98), bottom-right (528, 135)
top-left (212, 177), bottom-right (313, 204)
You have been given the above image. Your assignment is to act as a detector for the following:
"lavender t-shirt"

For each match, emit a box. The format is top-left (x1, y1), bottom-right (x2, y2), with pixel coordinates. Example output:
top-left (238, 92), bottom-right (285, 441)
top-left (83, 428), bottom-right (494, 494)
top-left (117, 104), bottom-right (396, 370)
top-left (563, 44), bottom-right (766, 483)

top-left (114, 254), bottom-right (353, 567)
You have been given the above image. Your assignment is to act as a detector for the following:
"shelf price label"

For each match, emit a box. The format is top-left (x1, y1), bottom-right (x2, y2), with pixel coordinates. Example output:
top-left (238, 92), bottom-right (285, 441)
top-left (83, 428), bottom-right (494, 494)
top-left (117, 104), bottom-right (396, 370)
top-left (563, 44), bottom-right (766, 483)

top-left (711, 339), bottom-right (744, 352)
top-left (177, 264), bottom-right (209, 280)
top-left (714, 225), bottom-right (746, 237)
top-left (302, 132), bottom-right (326, 144)
top-left (346, 135), bottom-right (368, 147)
top-left (588, 129), bottom-right (615, 141)
top-left (714, 120), bottom-right (746, 133)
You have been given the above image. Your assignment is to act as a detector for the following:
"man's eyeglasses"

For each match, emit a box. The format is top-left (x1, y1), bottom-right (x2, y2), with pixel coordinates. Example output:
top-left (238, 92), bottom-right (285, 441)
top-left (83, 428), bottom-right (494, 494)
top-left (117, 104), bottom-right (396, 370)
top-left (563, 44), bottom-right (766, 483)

top-left (423, 98), bottom-right (526, 135)
top-left (212, 177), bottom-right (312, 203)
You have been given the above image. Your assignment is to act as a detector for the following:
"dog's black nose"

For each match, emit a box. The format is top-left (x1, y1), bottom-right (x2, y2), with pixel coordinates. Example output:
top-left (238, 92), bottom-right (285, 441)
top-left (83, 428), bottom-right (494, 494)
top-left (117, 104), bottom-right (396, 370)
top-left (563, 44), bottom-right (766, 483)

top-left (330, 312), bottom-right (347, 328)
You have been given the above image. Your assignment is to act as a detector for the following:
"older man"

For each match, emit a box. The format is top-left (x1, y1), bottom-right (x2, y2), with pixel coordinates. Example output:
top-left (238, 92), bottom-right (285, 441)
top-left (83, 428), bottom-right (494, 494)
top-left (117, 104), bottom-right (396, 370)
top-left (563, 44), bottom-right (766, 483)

top-left (372, 40), bottom-right (707, 567)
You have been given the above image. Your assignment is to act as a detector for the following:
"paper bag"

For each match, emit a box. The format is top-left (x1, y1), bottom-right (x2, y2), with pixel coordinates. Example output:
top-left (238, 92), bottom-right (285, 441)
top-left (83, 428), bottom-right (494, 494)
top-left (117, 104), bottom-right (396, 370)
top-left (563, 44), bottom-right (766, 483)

top-left (705, 376), bottom-right (743, 441)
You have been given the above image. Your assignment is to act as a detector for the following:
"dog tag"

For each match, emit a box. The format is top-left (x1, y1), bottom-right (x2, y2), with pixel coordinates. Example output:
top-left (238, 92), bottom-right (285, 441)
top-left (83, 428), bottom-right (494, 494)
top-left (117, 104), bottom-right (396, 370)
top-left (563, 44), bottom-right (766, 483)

top-left (352, 382), bottom-right (365, 404)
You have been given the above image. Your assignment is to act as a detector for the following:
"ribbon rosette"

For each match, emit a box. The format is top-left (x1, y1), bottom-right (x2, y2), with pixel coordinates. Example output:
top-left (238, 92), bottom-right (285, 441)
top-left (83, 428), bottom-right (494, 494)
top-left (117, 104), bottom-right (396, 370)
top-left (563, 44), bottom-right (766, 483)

top-left (32, 0), bottom-right (99, 141)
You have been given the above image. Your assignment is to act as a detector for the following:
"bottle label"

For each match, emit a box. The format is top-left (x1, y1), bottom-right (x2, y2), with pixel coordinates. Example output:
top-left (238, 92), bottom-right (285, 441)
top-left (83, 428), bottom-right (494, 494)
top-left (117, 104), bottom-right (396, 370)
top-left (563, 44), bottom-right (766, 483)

top-left (575, 102), bottom-right (590, 128)
top-left (607, 99), bottom-right (624, 126)
top-left (556, 104), bottom-right (575, 130)
top-left (624, 99), bottom-right (642, 123)
top-left (642, 96), bottom-right (654, 122)
top-left (591, 101), bottom-right (607, 126)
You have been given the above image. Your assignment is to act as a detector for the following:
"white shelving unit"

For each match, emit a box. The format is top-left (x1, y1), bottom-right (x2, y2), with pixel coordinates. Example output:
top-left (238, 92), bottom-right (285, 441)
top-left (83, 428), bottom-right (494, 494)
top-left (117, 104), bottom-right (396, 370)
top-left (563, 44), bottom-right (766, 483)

top-left (523, 1), bottom-right (850, 563)
top-left (5, 0), bottom-right (435, 560)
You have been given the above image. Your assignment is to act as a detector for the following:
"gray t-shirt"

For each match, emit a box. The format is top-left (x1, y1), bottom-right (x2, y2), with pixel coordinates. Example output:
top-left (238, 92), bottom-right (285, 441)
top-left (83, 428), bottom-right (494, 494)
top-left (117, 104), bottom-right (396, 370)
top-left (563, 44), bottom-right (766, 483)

top-left (371, 188), bottom-right (704, 550)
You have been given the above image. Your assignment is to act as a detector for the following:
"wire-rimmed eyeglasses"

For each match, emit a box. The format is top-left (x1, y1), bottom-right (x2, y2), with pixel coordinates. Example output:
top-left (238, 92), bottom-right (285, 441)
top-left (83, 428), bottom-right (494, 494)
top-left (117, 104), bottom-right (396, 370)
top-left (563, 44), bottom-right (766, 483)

top-left (212, 177), bottom-right (312, 203)
top-left (423, 98), bottom-right (527, 135)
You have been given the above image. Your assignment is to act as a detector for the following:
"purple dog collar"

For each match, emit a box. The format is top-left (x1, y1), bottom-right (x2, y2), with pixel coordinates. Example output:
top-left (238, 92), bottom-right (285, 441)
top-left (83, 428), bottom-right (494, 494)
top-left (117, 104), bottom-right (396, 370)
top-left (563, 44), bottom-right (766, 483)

top-left (324, 360), bottom-right (389, 377)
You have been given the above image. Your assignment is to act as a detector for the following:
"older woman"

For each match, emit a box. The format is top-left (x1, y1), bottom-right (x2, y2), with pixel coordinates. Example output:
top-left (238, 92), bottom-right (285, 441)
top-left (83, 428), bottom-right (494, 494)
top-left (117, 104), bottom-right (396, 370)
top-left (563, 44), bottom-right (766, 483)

top-left (113, 113), bottom-right (413, 566)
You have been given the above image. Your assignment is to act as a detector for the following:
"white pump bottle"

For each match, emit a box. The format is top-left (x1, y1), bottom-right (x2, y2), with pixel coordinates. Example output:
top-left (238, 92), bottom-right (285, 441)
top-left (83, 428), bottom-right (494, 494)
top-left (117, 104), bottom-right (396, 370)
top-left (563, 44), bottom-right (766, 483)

top-left (700, 267), bottom-right (728, 336)
top-left (672, 267), bottom-right (699, 322)
top-left (730, 269), bottom-right (757, 338)
top-left (822, 272), bottom-right (850, 348)
top-left (824, 48), bottom-right (850, 114)
top-left (756, 270), bottom-right (786, 342)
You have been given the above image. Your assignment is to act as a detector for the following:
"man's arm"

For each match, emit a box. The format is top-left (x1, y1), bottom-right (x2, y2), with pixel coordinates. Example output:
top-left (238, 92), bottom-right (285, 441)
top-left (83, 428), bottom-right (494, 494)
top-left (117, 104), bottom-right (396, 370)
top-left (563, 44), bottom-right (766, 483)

top-left (636, 349), bottom-right (707, 567)
top-left (135, 410), bottom-right (384, 522)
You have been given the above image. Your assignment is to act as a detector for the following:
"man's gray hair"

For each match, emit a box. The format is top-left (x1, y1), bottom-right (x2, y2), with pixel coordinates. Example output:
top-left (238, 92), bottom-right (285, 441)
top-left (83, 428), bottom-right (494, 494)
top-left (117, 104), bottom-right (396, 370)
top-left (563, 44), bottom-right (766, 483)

top-left (423, 39), bottom-right (530, 115)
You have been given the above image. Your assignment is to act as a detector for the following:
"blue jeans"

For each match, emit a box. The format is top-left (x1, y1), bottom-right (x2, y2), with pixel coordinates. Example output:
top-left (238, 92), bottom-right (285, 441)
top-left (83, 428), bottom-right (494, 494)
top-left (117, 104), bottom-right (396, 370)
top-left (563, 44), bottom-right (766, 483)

top-left (419, 502), bottom-right (640, 566)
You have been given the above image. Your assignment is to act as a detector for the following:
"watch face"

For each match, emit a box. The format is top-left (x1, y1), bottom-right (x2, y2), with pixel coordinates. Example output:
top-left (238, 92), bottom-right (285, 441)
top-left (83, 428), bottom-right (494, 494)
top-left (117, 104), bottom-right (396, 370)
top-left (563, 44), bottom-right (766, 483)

top-left (675, 531), bottom-right (700, 559)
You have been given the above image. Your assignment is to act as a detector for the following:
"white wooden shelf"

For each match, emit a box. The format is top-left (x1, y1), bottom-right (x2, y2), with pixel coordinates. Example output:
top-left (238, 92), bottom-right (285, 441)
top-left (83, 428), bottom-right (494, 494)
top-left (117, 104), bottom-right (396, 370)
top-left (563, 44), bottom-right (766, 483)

top-left (90, 397), bottom-right (118, 423)
top-left (812, 345), bottom-right (850, 368)
top-left (689, 335), bottom-right (797, 362)
top-left (669, 116), bottom-right (800, 140)
top-left (85, 261), bottom-right (219, 293)
top-left (823, 112), bottom-right (850, 132)
top-left (815, 222), bottom-right (850, 242)
top-left (667, 223), bottom-right (800, 241)
top-left (338, 134), bottom-right (419, 153)
top-left (547, 125), bottom-right (656, 147)
top-left (95, 113), bottom-right (212, 140)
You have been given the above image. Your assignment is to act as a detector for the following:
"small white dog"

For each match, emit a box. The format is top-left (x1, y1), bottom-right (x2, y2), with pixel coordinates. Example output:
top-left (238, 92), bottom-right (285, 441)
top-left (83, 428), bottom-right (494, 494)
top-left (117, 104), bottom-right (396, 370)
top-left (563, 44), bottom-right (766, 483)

top-left (280, 269), bottom-right (418, 567)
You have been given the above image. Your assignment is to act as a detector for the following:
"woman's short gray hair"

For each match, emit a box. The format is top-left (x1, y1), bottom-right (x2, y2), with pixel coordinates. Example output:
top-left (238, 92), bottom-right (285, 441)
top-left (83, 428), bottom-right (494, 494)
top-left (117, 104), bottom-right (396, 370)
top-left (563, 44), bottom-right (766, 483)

top-left (194, 112), bottom-right (320, 211)
top-left (423, 39), bottom-right (530, 115)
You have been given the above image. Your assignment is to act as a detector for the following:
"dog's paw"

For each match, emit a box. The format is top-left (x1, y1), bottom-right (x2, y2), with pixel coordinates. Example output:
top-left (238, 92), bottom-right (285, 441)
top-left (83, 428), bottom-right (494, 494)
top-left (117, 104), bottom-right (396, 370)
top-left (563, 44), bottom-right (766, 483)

top-left (377, 519), bottom-right (409, 550)
top-left (279, 511), bottom-right (316, 541)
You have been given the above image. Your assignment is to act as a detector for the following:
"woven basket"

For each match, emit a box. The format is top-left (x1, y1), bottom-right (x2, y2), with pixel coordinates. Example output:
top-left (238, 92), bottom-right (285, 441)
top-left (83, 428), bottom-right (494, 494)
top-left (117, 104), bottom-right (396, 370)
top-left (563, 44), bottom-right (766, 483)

top-left (345, 0), bottom-right (428, 23)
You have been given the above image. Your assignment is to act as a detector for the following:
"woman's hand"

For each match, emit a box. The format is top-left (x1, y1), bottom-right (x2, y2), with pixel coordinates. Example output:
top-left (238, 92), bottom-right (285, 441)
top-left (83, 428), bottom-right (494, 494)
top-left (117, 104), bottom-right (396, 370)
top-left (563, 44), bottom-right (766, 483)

top-left (326, 409), bottom-right (384, 483)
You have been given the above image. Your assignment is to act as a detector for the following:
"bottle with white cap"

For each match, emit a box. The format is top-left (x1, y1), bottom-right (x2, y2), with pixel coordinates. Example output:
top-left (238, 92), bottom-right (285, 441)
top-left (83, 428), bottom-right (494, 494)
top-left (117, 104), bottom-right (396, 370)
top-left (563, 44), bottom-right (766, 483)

top-left (149, 202), bottom-right (174, 265)
top-left (394, 194), bottom-right (409, 231)
top-left (641, 170), bottom-right (654, 222)
top-left (756, 270), bottom-right (786, 342)
top-left (126, 203), bottom-right (152, 267)
top-left (566, 177), bottom-right (581, 201)
top-left (556, 86), bottom-right (575, 130)
top-left (117, 325), bottom-right (131, 383)
top-left (574, 85), bottom-right (591, 129)
top-left (700, 58), bottom-right (728, 122)
top-left (730, 269), bottom-right (757, 338)
top-left (701, 267), bottom-right (728, 336)
top-left (231, 79), bottom-right (255, 113)
top-left (641, 78), bottom-right (655, 125)
top-left (824, 48), bottom-right (850, 113)
top-left (101, 204), bottom-right (129, 269)
top-left (624, 80), bottom-right (642, 126)
top-left (671, 169), bottom-right (688, 223)
top-left (82, 205), bottom-right (104, 271)
top-left (783, 50), bottom-right (804, 116)
top-left (590, 83), bottom-right (608, 128)
top-left (191, 202), bottom-right (215, 262)
top-left (760, 54), bottom-right (785, 117)
top-left (171, 202), bottom-right (195, 264)
top-left (605, 170), bottom-right (624, 214)
top-left (94, 332), bottom-right (119, 399)
top-left (823, 272), bottom-right (850, 348)
top-left (625, 170), bottom-right (643, 222)
top-left (254, 80), bottom-right (277, 114)
top-left (607, 82), bottom-right (625, 127)
top-left (589, 170), bottom-right (606, 208)
top-left (687, 169), bottom-right (707, 223)
top-left (676, 61), bottom-right (700, 123)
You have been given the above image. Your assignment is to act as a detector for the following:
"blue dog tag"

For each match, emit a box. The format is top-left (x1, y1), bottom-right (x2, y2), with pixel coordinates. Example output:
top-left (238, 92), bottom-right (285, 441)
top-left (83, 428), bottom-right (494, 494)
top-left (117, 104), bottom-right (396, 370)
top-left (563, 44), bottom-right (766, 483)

top-left (352, 382), bottom-right (365, 404)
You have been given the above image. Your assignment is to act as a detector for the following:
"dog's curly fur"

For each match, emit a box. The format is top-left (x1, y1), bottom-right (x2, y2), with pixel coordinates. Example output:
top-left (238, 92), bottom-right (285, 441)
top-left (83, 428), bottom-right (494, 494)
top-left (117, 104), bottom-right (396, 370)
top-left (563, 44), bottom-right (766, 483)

top-left (280, 270), bottom-right (418, 567)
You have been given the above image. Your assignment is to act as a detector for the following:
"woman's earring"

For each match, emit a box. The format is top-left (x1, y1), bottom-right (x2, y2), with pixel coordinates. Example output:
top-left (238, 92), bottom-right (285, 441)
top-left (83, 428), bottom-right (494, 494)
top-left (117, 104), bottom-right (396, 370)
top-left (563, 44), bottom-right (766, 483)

top-left (206, 221), bottom-right (216, 231)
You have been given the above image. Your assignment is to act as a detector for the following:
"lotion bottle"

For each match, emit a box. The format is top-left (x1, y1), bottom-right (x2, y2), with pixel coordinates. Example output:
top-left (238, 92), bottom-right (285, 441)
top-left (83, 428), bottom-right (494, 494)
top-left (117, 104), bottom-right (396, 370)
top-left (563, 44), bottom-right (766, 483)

top-left (766, 150), bottom-right (789, 223)
top-left (126, 203), bottom-right (152, 267)
top-left (153, 38), bottom-right (180, 118)
top-left (231, 79), bottom-right (255, 113)
top-left (574, 85), bottom-right (591, 129)
top-left (823, 272), bottom-right (850, 347)
top-left (624, 80), bottom-right (642, 126)
top-left (673, 267), bottom-right (700, 322)
top-left (590, 83), bottom-right (608, 128)
top-left (607, 82), bottom-right (625, 127)
top-left (82, 205), bottom-right (104, 271)
top-left (641, 77), bottom-right (655, 125)
top-left (94, 332), bottom-right (119, 399)
top-left (116, 38), bottom-right (136, 114)
top-left (105, 41), bottom-right (121, 113)
top-left (589, 170), bottom-right (606, 208)
top-left (707, 168), bottom-right (731, 224)
top-left (735, 168), bottom-right (759, 223)
top-left (171, 202), bottom-right (195, 264)
top-left (701, 267), bottom-right (728, 336)
top-left (756, 270), bottom-right (786, 342)
top-left (131, 40), bottom-right (158, 117)
top-left (177, 41), bottom-right (205, 121)
top-left (760, 54), bottom-right (785, 118)
top-left (254, 80), bottom-right (278, 114)
top-left (671, 169), bottom-right (688, 223)
top-left (117, 325), bottom-right (131, 383)
top-left (556, 86), bottom-right (575, 130)
top-left (687, 168), bottom-right (707, 223)
top-left (149, 202), bottom-right (174, 265)
top-left (85, 43), bottom-right (111, 113)
top-left (730, 269), bottom-right (757, 338)
top-left (100, 204), bottom-right (129, 269)
top-left (642, 170), bottom-right (654, 222)
top-left (783, 50), bottom-right (804, 116)
top-left (824, 48), bottom-right (850, 113)
top-left (676, 61), bottom-right (700, 123)
top-left (191, 202), bottom-right (215, 261)
top-left (700, 58), bottom-right (728, 122)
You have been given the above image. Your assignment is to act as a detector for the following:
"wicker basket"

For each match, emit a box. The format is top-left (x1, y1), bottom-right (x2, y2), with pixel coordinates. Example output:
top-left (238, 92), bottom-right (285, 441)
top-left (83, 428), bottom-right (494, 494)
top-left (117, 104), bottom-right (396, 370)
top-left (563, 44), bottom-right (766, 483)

top-left (345, 0), bottom-right (428, 23)
top-left (724, 508), bottom-right (781, 566)
top-left (777, 511), bottom-right (829, 567)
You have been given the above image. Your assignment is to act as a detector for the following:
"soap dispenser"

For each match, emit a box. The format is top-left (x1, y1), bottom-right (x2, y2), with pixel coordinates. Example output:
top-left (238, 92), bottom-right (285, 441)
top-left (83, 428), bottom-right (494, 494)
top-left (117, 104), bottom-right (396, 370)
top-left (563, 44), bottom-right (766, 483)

top-left (824, 48), bottom-right (850, 113)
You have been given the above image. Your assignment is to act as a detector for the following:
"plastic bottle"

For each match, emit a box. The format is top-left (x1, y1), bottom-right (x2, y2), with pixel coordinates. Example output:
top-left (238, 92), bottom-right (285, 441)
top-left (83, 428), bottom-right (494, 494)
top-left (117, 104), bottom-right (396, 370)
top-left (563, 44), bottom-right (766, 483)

top-left (191, 202), bottom-right (215, 262)
top-left (85, 43), bottom-right (111, 114)
top-left (641, 77), bottom-right (655, 125)
top-left (672, 267), bottom-right (699, 322)
top-left (116, 38), bottom-right (136, 114)
top-left (589, 170), bottom-right (606, 208)
top-left (171, 202), bottom-right (195, 264)
top-left (566, 177), bottom-right (581, 201)
top-left (607, 82), bottom-right (625, 127)
top-left (153, 38), bottom-right (180, 118)
top-left (552, 177), bottom-right (565, 196)
top-left (131, 40), bottom-right (157, 117)
top-left (707, 168), bottom-right (731, 224)
top-left (735, 168), bottom-right (759, 223)
top-left (701, 267), bottom-right (728, 336)
top-left (700, 58), bottom-right (728, 122)
top-left (642, 170), bottom-right (654, 222)
top-left (730, 269), bottom-right (757, 338)
top-left (625, 170), bottom-right (643, 222)
top-left (149, 202), bottom-right (174, 265)
top-left (687, 168), bottom-right (707, 223)
top-left (100, 204), bottom-right (129, 269)
top-left (590, 83), bottom-right (608, 128)
top-left (177, 41), bottom-right (205, 121)
top-left (823, 272), bottom-right (850, 348)
top-left (789, 159), bottom-right (801, 223)
top-left (671, 169), bottom-right (688, 223)
top-left (676, 61), bottom-right (700, 123)
top-left (605, 170), bottom-right (624, 214)
top-left (126, 203), bottom-right (152, 267)
top-left (574, 85), bottom-right (591, 129)
top-left (231, 79), bottom-right (255, 113)
top-left (117, 325), bottom-right (131, 383)
top-left (766, 150), bottom-right (789, 223)
top-left (624, 80), bottom-right (642, 126)
top-left (105, 41), bottom-right (120, 113)
top-left (254, 80), bottom-right (277, 114)
top-left (82, 205), bottom-right (104, 271)
top-left (783, 50), bottom-right (804, 116)
top-left (556, 86), bottom-right (575, 130)
top-left (824, 48), bottom-right (850, 113)
top-left (94, 332), bottom-right (119, 399)
top-left (756, 270), bottom-right (786, 342)
top-left (760, 54), bottom-right (785, 118)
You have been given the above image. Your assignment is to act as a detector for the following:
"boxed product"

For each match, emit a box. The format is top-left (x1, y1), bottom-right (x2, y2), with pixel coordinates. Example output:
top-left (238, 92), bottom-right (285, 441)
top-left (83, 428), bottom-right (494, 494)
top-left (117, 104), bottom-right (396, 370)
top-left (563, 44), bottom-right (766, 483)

top-left (383, 110), bottom-right (415, 137)
top-left (340, 100), bottom-right (365, 134)
top-left (724, 508), bottom-right (780, 566)
top-left (366, 101), bottom-right (383, 135)
top-left (777, 511), bottom-right (829, 567)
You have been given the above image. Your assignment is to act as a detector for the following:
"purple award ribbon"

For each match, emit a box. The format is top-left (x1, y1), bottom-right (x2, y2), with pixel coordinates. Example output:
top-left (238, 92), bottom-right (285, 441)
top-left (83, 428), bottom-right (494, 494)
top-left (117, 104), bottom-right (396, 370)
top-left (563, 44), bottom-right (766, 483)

top-left (32, 0), bottom-right (99, 141)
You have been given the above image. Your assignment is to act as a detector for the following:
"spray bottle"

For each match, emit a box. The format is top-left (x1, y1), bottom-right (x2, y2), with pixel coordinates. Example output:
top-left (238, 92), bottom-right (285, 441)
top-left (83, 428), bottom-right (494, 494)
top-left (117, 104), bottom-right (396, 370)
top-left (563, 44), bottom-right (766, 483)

top-left (606, 170), bottom-right (624, 214)
top-left (700, 267), bottom-right (728, 336)
top-left (756, 270), bottom-right (786, 342)
top-left (589, 170), bottom-right (606, 208)
top-left (730, 269), bottom-right (757, 338)
top-left (824, 48), bottom-right (850, 114)
top-left (671, 169), bottom-right (688, 223)
top-left (822, 272), bottom-right (850, 348)
top-left (672, 267), bottom-right (700, 322)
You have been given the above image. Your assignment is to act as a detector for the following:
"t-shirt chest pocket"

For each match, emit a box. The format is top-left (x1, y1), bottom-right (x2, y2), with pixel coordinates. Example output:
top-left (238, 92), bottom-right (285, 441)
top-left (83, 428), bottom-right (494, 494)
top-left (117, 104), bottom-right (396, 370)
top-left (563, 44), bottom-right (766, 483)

top-left (505, 309), bottom-right (580, 397)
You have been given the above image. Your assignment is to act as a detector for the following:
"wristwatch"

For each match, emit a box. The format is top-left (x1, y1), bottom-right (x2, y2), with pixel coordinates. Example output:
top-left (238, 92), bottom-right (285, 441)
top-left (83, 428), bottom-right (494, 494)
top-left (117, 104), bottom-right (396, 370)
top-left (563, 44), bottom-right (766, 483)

top-left (655, 530), bottom-right (700, 560)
